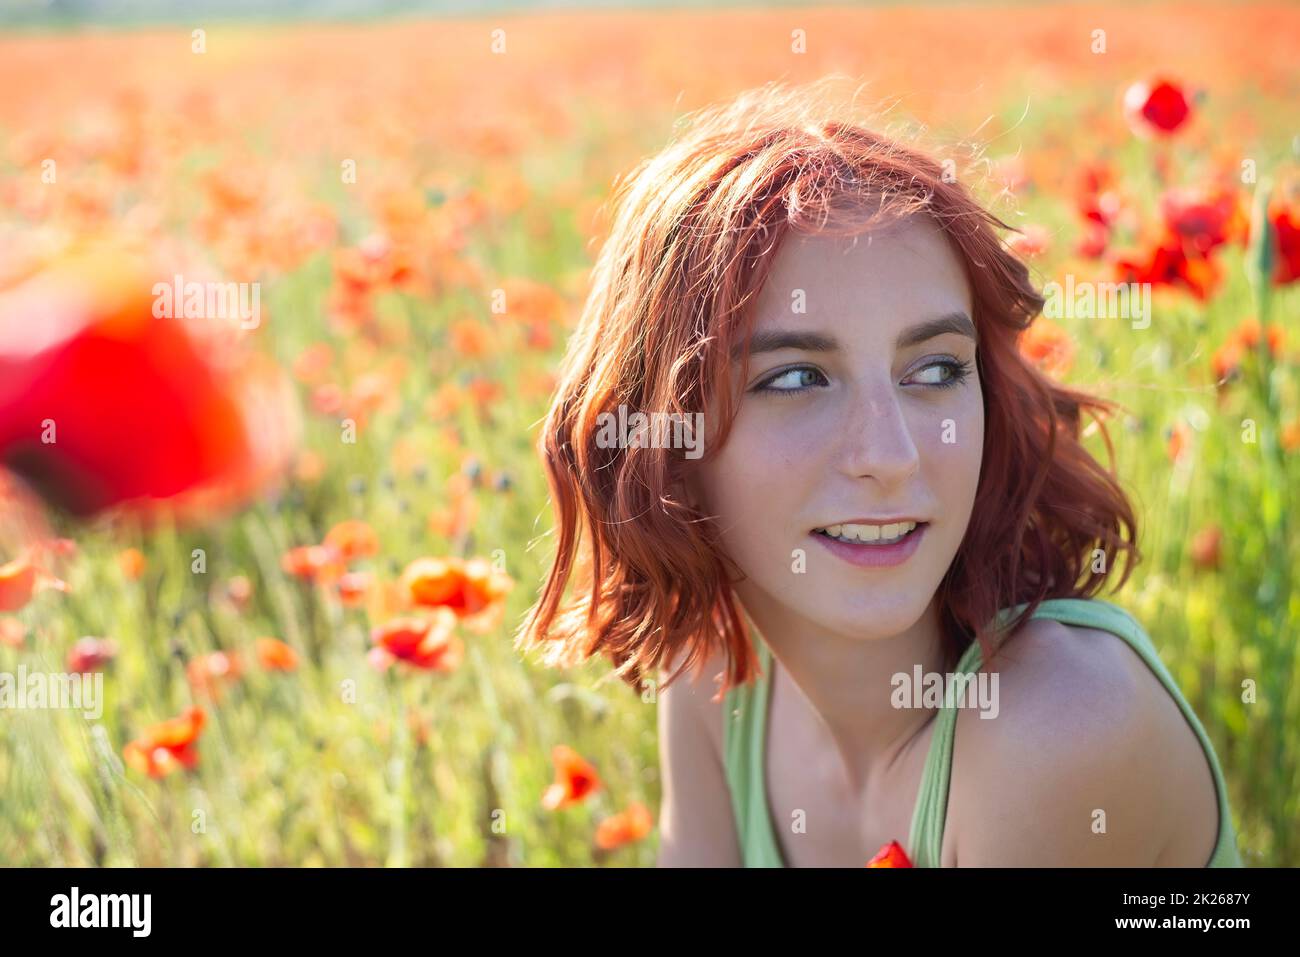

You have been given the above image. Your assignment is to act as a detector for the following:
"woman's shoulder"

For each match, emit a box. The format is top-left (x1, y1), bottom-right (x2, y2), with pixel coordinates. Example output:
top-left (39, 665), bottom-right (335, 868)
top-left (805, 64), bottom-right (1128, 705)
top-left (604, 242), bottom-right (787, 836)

top-left (658, 642), bottom-right (732, 764)
top-left (946, 612), bottom-right (1220, 866)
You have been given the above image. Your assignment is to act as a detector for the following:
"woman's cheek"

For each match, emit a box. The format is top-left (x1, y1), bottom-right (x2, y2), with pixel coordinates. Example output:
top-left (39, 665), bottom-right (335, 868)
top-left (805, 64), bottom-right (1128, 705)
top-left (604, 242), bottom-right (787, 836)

top-left (927, 400), bottom-right (984, 517)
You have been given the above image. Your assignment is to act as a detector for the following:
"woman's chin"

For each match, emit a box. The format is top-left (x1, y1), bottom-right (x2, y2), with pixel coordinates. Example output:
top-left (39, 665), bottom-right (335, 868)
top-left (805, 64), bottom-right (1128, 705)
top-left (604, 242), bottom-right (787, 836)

top-left (797, 604), bottom-right (928, 643)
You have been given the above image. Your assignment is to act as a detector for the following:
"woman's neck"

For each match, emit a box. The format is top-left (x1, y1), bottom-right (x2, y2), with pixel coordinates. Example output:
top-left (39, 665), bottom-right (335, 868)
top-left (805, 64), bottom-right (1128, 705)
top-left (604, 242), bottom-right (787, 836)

top-left (737, 588), bottom-right (949, 796)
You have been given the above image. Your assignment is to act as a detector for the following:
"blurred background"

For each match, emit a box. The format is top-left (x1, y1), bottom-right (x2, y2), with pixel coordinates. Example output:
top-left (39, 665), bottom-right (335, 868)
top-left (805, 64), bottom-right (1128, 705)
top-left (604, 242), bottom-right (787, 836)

top-left (0, 0), bottom-right (1296, 866)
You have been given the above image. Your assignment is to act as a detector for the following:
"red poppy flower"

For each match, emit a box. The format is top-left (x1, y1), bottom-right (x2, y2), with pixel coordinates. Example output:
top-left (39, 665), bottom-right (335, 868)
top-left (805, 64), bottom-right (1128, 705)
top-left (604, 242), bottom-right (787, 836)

top-left (254, 636), bottom-right (299, 672)
top-left (0, 241), bottom-right (298, 519)
top-left (118, 547), bottom-right (146, 581)
top-left (123, 706), bottom-right (207, 778)
top-left (292, 342), bottom-right (335, 386)
top-left (322, 520), bottom-right (379, 562)
top-left (400, 556), bottom-right (513, 620)
top-left (1270, 202), bottom-right (1300, 285)
top-left (1007, 224), bottom-right (1051, 259)
top-left (311, 383), bottom-right (346, 417)
top-left (1075, 222), bottom-right (1110, 259)
top-left (332, 233), bottom-right (415, 294)
top-left (541, 745), bottom-right (603, 810)
top-left (0, 616), bottom-right (24, 648)
top-left (1160, 185), bottom-right (1245, 257)
top-left (1282, 420), bottom-right (1300, 454)
top-left (186, 650), bottom-right (244, 699)
top-left (0, 546), bottom-right (68, 612)
top-left (1212, 317), bottom-right (1286, 386)
top-left (1076, 166), bottom-right (1124, 227)
top-left (369, 609), bottom-right (463, 672)
top-left (1123, 78), bottom-right (1193, 137)
top-left (1114, 236), bottom-right (1221, 301)
top-left (0, 552), bottom-right (36, 612)
top-left (595, 801), bottom-right (654, 850)
top-left (1189, 525), bottom-right (1222, 571)
top-left (280, 544), bottom-right (346, 583)
top-left (67, 636), bottom-right (119, 673)
top-left (336, 570), bottom-right (373, 607)
top-left (224, 574), bottom-right (253, 613)
top-left (865, 840), bottom-right (913, 867)
top-left (1019, 319), bottom-right (1076, 380)
top-left (1166, 421), bottom-right (1193, 463)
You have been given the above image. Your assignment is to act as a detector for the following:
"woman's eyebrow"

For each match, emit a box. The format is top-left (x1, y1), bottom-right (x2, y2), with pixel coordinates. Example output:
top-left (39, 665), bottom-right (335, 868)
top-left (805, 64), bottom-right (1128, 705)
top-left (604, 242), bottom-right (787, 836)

top-left (896, 312), bottom-right (977, 349)
top-left (734, 330), bottom-right (838, 359)
top-left (734, 311), bottom-right (976, 360)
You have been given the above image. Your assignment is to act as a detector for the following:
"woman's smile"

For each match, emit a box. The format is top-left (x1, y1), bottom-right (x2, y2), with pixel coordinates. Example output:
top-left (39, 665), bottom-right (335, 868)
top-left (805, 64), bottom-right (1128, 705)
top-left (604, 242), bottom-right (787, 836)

top-left (811, 521), bottom-right (929, 568)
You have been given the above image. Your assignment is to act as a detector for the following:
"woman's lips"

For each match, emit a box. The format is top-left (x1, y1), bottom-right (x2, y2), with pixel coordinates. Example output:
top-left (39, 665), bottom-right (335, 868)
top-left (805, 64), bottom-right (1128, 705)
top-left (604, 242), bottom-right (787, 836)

top-left (811, 522), bottom-right (928, 568)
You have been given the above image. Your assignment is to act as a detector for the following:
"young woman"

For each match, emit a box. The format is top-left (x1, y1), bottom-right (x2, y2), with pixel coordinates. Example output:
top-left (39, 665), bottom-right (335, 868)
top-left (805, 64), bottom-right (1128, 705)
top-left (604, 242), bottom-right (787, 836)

top-left (515, 79), bottom-right (1243, 867)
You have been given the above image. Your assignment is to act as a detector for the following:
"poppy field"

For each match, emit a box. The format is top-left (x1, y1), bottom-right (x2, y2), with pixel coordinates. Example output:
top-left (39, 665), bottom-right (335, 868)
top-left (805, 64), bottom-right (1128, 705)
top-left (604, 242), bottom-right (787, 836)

top-left (0, 3), bottom-right (1298, 866)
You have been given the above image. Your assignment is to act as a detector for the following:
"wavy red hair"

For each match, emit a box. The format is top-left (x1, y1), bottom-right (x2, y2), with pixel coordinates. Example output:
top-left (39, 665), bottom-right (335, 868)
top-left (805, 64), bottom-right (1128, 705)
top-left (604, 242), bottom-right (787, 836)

top-left (514, 78), bottom-right (1140, 699)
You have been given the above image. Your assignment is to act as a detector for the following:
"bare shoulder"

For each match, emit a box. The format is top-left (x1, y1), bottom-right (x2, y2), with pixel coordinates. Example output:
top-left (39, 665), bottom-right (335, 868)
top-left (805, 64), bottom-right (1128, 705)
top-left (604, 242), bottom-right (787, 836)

top-left (657, 642), bottom-right (731, 763)
top-left (654, 642), bottom-right (742, 867)
top-left (949, 615), bottom-right (1219, 866)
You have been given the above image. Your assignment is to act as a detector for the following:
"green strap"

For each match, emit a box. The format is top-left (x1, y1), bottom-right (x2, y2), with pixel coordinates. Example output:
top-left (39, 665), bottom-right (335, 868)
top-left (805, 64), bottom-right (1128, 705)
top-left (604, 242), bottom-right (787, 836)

top-left (905, 598), bottom-right (1243, 867)
top-left (723, 632), bottom-right (786, 866)
top-left (726, 597), bottom-right (1242, 867)
top-left (906, 632), bottom-right (986, 867)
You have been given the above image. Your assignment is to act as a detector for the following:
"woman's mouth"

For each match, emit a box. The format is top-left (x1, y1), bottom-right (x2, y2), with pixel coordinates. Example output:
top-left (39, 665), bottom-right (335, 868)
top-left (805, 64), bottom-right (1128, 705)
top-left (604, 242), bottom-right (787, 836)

top-left (810, 521), bottom-right (929, 568)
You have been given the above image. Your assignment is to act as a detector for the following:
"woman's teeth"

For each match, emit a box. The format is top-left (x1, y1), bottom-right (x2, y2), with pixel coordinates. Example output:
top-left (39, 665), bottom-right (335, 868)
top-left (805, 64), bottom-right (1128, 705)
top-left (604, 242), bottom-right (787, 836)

top-left (816, 521), bottom-right (918, 545)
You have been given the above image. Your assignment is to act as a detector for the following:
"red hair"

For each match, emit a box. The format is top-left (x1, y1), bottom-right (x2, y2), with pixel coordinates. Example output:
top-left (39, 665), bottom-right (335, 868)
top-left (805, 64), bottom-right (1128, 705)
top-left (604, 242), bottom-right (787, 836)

top-left (514, 78), bottom-right (1140, 699)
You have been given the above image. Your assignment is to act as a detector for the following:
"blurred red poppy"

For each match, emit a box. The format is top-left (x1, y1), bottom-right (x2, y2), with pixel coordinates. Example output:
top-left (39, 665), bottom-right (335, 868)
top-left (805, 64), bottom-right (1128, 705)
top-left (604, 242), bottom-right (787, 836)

top-left (1160, 185), bottom-right (1246, 256)
top-left (1189, 524), bottom-right (1222, 570)
top-left (118, 547), bottom-right (146, 581)
top-left (1282, 420), bottom-right (1300, 454)
top-left (1212, 316), bottom-right (1286, 387)
top-left (1269, 202), bottom-right (1300, 285)
top-left (1123, 78), bottom-right (1193, 137)
top-left (368, 609), bottom-right (463, 672)
top-left (1019, 318), bottom-right (1076, 380)
top-left (187, 650), bottom-right (244, 699)
top-left (0, 552), bottom-right (36, 612)
top-left (1166, 421), bottom-right (1193, 463)
top-left (1007, 224), bottom-right (1051, 259)
top-left (400, 555), bottom-right (513, 621)
top-left (123, 706), bottom-right (207, 778)
top-left (254, 636), bottom-right (299, 672)
top-left (541, 745), bottom-right (603, 810)
top-left (292, 342), bottom-right (335, 385)
top-left (280, 544), bottom-right (346, 583)
top-left (336, 570), bottom-right (372, 607)
top-left (0, 546), bottom-right (68, 611)
top-left (225, 574), bottom-right (253, 613)
top-left (1114, 235), bottom-right (1221, 300)
top-left (0, 241), bottom-right (298, 519)
top-left (323, 519), bottom-right (380, 561)
top-left (865, 840), bottom-right (913, 867)
top-left (595, 801), bottom-right (653, 850)
top-left (67, 636), bottom-right (119, 673)
top-left (0, 616), bottom-right (24, 648)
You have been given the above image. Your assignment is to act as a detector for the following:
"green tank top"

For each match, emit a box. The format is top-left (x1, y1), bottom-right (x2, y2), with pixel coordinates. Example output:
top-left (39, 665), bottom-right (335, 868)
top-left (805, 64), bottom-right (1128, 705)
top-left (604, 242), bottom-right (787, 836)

top-left (722, 597), bottom-right (1243, 867)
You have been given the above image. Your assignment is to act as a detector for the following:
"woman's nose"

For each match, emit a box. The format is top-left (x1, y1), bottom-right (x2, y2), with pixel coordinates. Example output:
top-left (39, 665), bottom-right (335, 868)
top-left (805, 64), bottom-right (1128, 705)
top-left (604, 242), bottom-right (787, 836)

top-left (838, 386), bottom-right (921, 486)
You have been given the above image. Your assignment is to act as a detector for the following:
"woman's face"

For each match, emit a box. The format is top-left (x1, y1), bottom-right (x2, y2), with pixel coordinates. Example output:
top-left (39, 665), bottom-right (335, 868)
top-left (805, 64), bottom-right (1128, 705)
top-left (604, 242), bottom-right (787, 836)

top-left (688, 214), bottom-right (984, 641)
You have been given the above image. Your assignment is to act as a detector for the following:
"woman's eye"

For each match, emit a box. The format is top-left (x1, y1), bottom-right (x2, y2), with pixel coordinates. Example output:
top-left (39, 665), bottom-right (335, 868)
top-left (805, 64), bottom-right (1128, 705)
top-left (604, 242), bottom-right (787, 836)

top-left (753, 359), bottom-right (972, 396)
top-left (909, 358), bottom-right (974, 390)
top-left (755, 366), bottom-right (829, 395)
